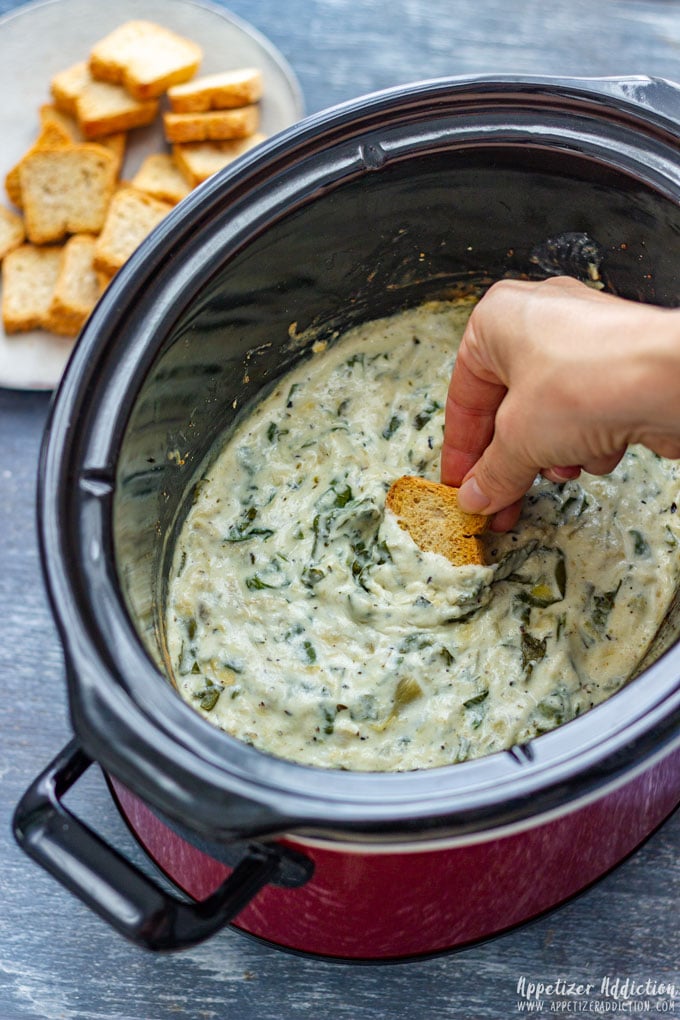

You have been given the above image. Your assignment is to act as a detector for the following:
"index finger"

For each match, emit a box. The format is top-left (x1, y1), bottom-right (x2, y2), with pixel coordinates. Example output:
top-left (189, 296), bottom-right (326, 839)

top-left (441, 344), bottom-right (507, 486)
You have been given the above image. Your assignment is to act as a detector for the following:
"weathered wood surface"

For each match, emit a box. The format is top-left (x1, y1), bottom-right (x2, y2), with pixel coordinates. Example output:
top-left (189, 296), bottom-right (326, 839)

top-left (1, 0), bottom-right (679, 1017)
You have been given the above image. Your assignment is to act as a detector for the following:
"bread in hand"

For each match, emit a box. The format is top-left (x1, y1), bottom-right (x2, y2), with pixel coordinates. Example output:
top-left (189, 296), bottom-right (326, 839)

top-left (385, 475), bottom-right (488, 567)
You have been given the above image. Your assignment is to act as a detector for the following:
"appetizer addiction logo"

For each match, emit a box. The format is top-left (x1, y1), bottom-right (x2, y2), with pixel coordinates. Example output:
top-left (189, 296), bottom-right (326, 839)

top-left (515, 975), bottom-right (677, 1013)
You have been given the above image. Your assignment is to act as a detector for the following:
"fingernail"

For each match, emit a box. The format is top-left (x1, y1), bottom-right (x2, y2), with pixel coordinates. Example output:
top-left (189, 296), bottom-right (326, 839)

top-left (457, 476), bottom-right (491, 513)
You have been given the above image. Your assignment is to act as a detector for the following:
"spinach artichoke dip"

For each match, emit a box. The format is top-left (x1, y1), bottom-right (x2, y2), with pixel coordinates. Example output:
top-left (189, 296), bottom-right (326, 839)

top-left (166, 299), bottom-right (680, 771)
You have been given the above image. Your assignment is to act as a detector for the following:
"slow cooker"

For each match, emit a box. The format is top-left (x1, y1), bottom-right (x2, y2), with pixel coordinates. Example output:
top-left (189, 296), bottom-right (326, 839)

top-left (13, 74), bottom-right (680, 959)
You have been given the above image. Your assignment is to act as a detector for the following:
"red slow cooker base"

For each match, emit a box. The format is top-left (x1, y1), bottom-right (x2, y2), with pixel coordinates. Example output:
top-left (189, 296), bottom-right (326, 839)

top-left (109, 748), bottom-right (680, 960)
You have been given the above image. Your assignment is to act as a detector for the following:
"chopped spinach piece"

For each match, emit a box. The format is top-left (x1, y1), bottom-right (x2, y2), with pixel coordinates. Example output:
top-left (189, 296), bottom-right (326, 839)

top-left (399, 633), bottom-right (433, 654)
top-left (225, 506), bottom-right (275, 543)
top-left (629, 529), bottom-right (651, 558)
top-left (321, 705), bottom-right (336, 734)
top-left (266, 421), bottom-right (290, 443)
top-left (560, 488), bottom-right (589, 519)
top-left (382, 414), bottom-right (402, 440)
top-left (532, 686), bottom-right (572, 734)
top-left (555, 553), bottom-right (567, 597)
top-left (590, 580), bottom-right (622, 633)
top-left (192, 678), bottom-right (223, 712)
top-left (245, 575), bottom-right (276, 590)
top-left (301, 566), bottom-right (325, 587)
top-left (463, 688), bottom-right (489, 729)
top-left (333, 484), bottom-right (353, 508)
top-left (439, 646), bottom-right (455, 666)
top-left (521, 630), bottom-right (547, 678)
top-left (316, 481), bottom-right (354, 512)
top-left (463, 689), bottom-right (489, 709)
top-left (245, 573), bottom-right (289, 591)
top-left (492, 540), bottom-right (539, 582)
top-left (413, 399), bottom-right (442, 430)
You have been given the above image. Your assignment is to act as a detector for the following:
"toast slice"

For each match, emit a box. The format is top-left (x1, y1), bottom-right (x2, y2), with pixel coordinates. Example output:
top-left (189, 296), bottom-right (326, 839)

top-left (19, 144), bottom-right (118, 243)
top-left (0, 205), bottom-right (26, 261)
top-left (94, 187), bottom-right (173, 276)
top-left (50, 61), bottom-right (90, 117)
top-left (40, 103), bottom-right (127, 172)
top-left (131, 153), bottom-right (190, 205)
top-left (89, 20), bottom-right (202, 100)
top-left (40, 102), bottom-right (86, 140)
top-left (1, 243), bottom-right (63, 334)
top-left (385, 476), bottom-right (488, 567)
top-left (45, 234), bottom-right (101, 336)
top-left (163, 106), bottom-right (259, 144)
top-left (172, 134), bottom-right (265, 186)
top-left (51, 61), bottom-right (157, 138)
top-left (5, 121), bottom-right (73, 208)
top-left (167, 68), bottom-right (263, 112)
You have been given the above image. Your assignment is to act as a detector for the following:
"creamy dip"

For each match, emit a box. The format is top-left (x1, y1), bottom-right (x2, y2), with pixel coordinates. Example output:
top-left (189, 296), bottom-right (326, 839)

top-left (165, 300), bottom-right (680, 771)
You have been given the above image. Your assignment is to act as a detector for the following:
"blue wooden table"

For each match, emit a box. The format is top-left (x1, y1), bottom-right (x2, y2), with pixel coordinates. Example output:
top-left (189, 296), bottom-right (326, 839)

top-left (1, 0), bottom-right (679, 1017)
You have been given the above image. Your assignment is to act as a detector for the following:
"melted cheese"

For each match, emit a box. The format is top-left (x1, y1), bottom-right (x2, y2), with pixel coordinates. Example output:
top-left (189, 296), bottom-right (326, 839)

top-left (165, 300), bottom-right (680, 771)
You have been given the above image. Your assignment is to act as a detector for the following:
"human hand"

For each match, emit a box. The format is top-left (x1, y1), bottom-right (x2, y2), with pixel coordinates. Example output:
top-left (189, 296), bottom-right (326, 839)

top-left (441, 276), bottom-right (680, 531)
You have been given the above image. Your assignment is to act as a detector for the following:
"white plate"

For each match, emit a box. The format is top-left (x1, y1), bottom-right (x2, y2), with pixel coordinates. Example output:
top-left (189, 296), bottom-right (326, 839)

top-left (0, 0), bottom-right (303, 390)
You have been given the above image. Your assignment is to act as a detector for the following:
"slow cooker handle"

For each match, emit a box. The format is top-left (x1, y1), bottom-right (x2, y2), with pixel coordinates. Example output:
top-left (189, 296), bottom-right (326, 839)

top-left (13, 739), bottom-right (301, 951)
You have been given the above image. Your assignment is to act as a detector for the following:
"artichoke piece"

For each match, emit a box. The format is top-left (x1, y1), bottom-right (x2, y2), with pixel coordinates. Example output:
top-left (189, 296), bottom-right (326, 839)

top-left (393, 676), bottom-right (423, 711)
top-left (374, 676), bottom-right (423, 731)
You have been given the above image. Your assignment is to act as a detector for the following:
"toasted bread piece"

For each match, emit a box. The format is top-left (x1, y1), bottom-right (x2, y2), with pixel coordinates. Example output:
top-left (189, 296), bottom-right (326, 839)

top-left (94, 187), bottom-right (172, 276)
top-left (40, 103), bottom-right (85, 140)
top-left (96, 268), bottom-right (113, 293)
top-left (163, 106), bottom-right (259, 144)
top-left (131, 153), bottom-right (190, 205)
top-left (50, 62), bottom-right (90, 116)
top-left (40, 103), bottom-right (127, 172)
top-left (51, 62), bottom-right (157, 138)
top-left (45, 234), bottom-right (100, 336)
top-left (2, 243), bottom-right (63, 334)
top-left (19, 144), bottom-right (118, 244)
top-left (89, 20), bottom-right (202, 100)
top-left (0, 205), bottom-right (26, 261)
top-left (5, 121), bottom-right (72, 208)
top-left (172, 134), bottom-right (266, 187)
top-left (385, 476), bottom-right (488, 567)
top-left (167, 68), bottom-right (263, 113)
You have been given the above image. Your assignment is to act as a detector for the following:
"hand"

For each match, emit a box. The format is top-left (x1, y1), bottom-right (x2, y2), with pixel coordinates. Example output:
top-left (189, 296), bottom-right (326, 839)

top-left (441, 276), bottom-right (680, 530)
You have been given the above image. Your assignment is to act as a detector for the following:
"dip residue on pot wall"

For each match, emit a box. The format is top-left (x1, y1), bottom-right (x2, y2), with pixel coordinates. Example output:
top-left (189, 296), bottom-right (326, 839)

top-left (165, 300), bottom-right (680, 771)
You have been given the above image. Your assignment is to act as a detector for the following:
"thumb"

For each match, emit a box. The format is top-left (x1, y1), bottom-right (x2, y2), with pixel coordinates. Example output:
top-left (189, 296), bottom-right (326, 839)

top-left (456, 431), bottom-right (539, 518)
